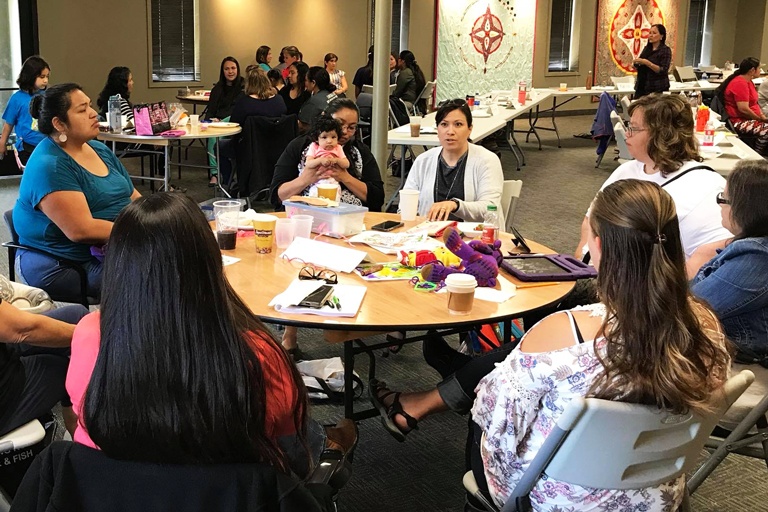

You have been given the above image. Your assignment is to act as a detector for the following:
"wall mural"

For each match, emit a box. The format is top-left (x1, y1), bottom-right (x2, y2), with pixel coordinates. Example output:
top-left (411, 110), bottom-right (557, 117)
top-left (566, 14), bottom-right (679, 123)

top-left (595, 0), bottom-right (679, 86)
top-left (436, 0), bottom-right (536, 103)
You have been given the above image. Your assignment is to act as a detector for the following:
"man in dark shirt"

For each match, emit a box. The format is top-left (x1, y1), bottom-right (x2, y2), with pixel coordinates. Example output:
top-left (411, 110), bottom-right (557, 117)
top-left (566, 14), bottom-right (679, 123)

top-left (0, 300), bottom-right (87, 438)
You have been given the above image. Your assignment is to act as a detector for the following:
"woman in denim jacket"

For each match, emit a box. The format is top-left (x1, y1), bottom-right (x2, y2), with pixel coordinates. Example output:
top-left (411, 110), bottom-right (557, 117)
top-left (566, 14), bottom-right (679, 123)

top-left (692, 160), bottom-right (768, 364)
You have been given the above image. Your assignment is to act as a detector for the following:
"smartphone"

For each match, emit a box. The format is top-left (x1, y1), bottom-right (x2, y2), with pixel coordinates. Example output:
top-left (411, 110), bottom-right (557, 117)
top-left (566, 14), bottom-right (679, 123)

top-left (298, 285), bottom-right (335, 309)
top-left (371, 220), bottom-right (404, 232)
top-left (510, 226), bottom-right (532, 254)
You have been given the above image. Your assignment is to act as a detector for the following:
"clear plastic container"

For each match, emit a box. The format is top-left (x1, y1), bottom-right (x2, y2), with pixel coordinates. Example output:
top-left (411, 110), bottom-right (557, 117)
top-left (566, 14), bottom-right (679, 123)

top-left (282, 200), bottom-right (368, 236)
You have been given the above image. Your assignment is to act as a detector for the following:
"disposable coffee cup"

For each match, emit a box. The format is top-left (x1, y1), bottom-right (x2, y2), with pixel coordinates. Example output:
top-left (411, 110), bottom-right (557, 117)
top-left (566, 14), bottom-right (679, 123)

top-left (445, 274), bottom-right (477, 316)
top-left (252, 213), bottom-right (278, 254)
top-left (409, 118), bottom-right (421, 138)
top-left (399, 189), bottom-right (419, 221)
top-left (275, 218), bottom-right (295, 248)
top-left (213, 200), bottom-right (241, 250)
top-left (190, 114), bottom-right (200, 126)
top-left (292, 214), bottom-right (314, 238)
top-left (316, 183), bottom-right (338, 201)
top-left (559, 83), bottom-right (568, 91)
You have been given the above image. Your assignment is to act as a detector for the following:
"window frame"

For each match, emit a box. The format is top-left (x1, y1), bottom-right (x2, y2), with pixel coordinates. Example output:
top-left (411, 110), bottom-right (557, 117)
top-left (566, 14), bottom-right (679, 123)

top-left (546, 0), bottom-right (581, 76)
top-left (146, 0), bottom-right (200, 87)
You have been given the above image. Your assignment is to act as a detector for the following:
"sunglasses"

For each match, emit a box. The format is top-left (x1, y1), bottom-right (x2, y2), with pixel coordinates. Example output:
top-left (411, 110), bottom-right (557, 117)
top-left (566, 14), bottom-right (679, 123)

top-left (298, 266), bottom-right (338, 284)
top-left (716, 192), bottom-right (730, 205)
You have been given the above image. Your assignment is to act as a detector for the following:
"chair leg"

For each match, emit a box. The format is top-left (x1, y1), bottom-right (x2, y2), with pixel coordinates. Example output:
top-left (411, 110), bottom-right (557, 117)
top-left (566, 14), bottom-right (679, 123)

top-left (7, 247), bottom-right (15, 282)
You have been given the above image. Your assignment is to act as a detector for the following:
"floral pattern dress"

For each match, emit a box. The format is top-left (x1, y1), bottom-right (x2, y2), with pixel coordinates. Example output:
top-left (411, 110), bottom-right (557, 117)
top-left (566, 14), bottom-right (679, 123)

top-left (471, 304), bottom-right (684, 512)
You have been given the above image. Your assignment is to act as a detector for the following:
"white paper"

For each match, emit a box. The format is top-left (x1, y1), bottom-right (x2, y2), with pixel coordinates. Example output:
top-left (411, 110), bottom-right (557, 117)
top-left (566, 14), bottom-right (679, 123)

top-left (269, 279), bottom-right (367, 317)
top-left (221, 255), bottom-right (241, 266)
top-left (279, 237), bottom-right (367, 273)
top-left (349, 230), bottom-right (442, 255)
top-left (437, 275), bottom-right (517, 303)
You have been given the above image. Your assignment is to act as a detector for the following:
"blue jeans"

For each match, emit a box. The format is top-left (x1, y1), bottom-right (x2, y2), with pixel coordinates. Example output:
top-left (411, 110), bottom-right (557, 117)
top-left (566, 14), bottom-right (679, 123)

top-left (17, 249), bottom-right (102, 304)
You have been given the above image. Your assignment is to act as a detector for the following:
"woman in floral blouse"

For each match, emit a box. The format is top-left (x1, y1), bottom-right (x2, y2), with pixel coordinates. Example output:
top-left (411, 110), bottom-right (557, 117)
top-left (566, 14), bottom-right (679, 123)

top-left (470, 179), bottom-right (732, 511)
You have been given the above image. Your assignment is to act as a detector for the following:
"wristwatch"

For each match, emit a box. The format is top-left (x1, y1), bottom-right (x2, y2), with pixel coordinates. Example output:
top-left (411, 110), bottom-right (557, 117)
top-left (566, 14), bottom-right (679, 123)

top-left (449, 198), bottom-right (460, 211)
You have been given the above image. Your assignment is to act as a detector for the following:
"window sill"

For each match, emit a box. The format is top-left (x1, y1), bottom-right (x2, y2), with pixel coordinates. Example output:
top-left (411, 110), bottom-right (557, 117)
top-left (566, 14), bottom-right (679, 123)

top-left (544, 72), bottom-right (582, 77)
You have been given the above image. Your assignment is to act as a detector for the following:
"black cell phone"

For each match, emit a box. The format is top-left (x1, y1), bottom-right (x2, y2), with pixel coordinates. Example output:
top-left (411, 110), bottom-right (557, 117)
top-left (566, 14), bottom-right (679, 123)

top-left (298, 285), bottom-right (334, 309)
top-left (371, 220), bottom-right (404, 232)
top-left (510, 226), bottom-right (532, 254)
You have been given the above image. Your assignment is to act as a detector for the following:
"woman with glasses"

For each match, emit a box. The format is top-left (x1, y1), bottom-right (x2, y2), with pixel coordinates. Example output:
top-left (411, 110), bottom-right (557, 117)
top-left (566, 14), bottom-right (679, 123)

top-left (691, 160), bottom-right (768, 365)
top-left (575, 93), bottom-right (731, 270)
top-left (271, 98), bottom-right (384, 357)
top-left (402, 99), bottom-right (504, 224)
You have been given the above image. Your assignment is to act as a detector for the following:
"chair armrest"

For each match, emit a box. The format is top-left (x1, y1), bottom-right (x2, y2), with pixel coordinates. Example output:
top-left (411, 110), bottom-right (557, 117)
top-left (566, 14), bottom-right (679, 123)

top-left (1, 241), bottom-right (88, 275)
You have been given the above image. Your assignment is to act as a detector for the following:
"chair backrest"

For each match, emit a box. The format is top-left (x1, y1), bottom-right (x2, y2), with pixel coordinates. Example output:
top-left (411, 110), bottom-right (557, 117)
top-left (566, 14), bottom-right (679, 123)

top-left (610, 75), bottom-right (635, 86)
top-left (3, 210), bottom-right (18, 244)
top-left (620, 95), bottom-right (632, 122)
top-left (388, 97), bottom-right (410, 127)
top-left (674, 65), bottom-right (698, 82)
top-left (501, 180), bottom-right (522, 232)
top-left (361, 84), bottom-right (396, 95)
top-left (356, 93), bottom-right (373, 122)
top-left (504, 370), bottom-right (754, 510)
top-left (613, 121), bottom-right (632, 161)
top-left (414, 81), bottom-right (437, 115)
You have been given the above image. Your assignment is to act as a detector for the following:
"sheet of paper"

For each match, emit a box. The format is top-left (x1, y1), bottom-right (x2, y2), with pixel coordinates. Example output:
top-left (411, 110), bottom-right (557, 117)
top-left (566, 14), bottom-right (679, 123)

top-left (280, 237), bottom-right (367, 273)
top-left (436, 275), bottom-right (516, 303)
top-left (269, 279), bottom-right (367, 317)
top-left (222, 255), bottom-right (241, 266)
top-left (348, 230), bottom-right (441, 255)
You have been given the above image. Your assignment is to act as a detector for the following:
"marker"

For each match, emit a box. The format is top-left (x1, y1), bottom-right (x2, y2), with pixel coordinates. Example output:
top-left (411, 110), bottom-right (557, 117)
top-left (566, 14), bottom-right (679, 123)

top-left (515, 282), bottom-right (561, 289)
top-left (332, 296), bottom-right (342, 310)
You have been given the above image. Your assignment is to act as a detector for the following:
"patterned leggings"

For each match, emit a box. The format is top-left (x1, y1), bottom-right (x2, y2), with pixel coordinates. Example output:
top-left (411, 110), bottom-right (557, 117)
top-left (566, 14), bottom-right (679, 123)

top-left (732, 120), bottom-right (768, 156)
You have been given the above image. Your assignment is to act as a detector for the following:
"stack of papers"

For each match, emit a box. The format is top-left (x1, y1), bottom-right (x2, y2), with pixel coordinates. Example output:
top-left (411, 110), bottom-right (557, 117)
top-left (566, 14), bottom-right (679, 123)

top-left (269, 279), bottom-right (367, 317)
top-left (280, 237), bottom-right (367, 272)
top-left (349, 230), bottom-right (442, 255)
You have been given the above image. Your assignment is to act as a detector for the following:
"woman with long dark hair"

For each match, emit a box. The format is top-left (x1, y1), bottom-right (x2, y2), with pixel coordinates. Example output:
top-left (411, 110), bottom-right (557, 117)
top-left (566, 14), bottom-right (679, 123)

top-left (469, 179), bottom-right (732, 510)
top-left (205, 56), bottom-right (245, 186)
top-left (352, 45), bottom-right (374, 99)
top-left (394, 50), bottom-right (427, 111)
top-left (297, 67), bottom-right (337, 132)
top-left (65, 193), bottom-right (355, 476)
top-left (279, 61), bottom-right (310, 116)
top-left (692, 160), bottom-right (768, 364)
top-left (633, 23), bottom-right (671, 97)
top-left (255, 45), bottom-right (272, 72)
top-left (716, 57), bottom-right (768, 155)
top-left (96, 66), bottom-right (134, 121)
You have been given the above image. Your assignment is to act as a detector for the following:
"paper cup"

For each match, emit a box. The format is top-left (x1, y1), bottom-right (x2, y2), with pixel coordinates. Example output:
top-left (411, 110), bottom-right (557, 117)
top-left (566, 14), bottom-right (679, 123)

top-left (252, 214), bottom-right (278, 254)
top-left (213, 200), bottom-right (241, 250)
top-left (316, 183), bottom-right (338, 201)
top-left (275, 218), bottom-right (295, 248)
top-left (445, 274), bottom-right (477, 315)
top-left (292, 214), bottom-right (314, 238)
top-left (409, 118), bottom-right (421, 137)
top-left (559, 83), bottom-right (568, 91)
top-left (399, 189), bottom-right (419, 221)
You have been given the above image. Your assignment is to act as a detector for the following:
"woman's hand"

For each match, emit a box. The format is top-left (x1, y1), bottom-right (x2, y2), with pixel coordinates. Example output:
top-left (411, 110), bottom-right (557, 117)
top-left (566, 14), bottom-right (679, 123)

top-left (428, 200), bottom-right (457, 221)
top-left (633, 59), bottom-right (646, 67)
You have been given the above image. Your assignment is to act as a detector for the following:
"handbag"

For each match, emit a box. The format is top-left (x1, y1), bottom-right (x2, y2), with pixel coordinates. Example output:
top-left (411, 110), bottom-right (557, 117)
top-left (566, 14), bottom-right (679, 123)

top-left (133, 101), bottom-right (171, 135)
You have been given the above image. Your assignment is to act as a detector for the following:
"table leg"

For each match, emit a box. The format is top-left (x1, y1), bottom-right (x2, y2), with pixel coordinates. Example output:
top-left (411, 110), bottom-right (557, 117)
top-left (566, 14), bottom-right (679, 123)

top-left (163, 146), bottom-right (170, 192)
top-left (343, 340), bottom-right (356, 419)
top-left (505, 119), bottom-right (524, 170)
top-left (384, 143), bottom-right (408, 212)
top-left (527, 108), bottom-right (543, 150)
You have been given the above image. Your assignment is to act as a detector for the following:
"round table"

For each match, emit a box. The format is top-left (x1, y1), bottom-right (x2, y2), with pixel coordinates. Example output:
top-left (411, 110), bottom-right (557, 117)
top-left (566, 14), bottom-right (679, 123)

top-left (224, 212), bottom-right (575, 418)
top-left (175, 94), bottom-right (209, 115)
top-left (98, 124), bottom-right (240, 191)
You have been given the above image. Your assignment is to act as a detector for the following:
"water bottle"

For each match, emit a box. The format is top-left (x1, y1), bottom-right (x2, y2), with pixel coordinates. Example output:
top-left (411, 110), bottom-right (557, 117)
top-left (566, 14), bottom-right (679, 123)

top-left (481, 205), bottom-right (499, 244)
top-left (517, 81), bottom-right (527, 105)
top-left (703, 119), bottom-right (715, 146)
top-left (108, 94), bottom-right (122, 133)
top-left (586, 71), bottom-right (593, 90)
top-left (701, 72), bottom-right (709, 81)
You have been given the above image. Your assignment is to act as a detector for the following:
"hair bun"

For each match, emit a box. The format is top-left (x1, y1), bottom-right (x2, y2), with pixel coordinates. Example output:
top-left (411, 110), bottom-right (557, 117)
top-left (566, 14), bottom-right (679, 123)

top-left (29, 94), bottom-right (43, 119)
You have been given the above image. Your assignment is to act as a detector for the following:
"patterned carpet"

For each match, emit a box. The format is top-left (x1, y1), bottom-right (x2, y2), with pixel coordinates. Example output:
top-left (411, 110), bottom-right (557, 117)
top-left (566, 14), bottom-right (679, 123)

top-left (0, 114), bottom-right (765, 511)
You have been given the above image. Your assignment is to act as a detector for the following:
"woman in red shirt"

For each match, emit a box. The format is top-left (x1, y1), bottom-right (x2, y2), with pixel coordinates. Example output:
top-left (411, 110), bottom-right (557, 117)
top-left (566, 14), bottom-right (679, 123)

top-left (718, 57), bottom-right (768, 155)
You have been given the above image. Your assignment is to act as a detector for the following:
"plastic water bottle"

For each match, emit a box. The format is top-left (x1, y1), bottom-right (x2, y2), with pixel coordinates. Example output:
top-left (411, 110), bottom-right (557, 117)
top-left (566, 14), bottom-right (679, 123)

top-left (701, 72), bottom-right (709, 81)
top-left (586, 71), bottom-right (593, 90)
top-left (481, 205), bottom-right (499, 244)
top-left (704, 119), bottom-right (715, 146)
top-left (108, 94), bottom-right (122, 133)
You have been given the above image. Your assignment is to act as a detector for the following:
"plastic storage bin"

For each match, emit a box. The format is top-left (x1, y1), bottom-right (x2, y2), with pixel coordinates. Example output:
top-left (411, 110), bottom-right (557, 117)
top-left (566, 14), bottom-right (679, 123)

top-left (282, 200), bottom-right (368, 236)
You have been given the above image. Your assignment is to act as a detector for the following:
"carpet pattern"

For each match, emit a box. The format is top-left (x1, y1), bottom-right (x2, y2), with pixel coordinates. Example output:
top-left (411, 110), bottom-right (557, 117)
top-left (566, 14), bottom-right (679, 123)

top-left (0, 115), bottom-right (764, 511)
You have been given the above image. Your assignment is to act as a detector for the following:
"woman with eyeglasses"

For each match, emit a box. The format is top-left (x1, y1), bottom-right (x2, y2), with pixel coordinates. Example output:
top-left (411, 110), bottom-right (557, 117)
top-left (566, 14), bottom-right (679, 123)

top-left (271, 98), bottom-right (384, 357)
top-left (402, 99), bottom-right (504, 224)
top-left (575, 93), bottom-right (731, 272)
top-left (691, 160), bottom-right (768, 365)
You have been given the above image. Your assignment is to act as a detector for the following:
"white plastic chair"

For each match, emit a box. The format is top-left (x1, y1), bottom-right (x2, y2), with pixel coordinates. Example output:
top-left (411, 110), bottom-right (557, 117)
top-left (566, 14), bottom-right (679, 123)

top-left (619, 95), bottom-right (632, 122)
top-left (411, 80), bottom-right (436, 115)
top-left (612, 120), bottom-right (632, 162)
top-left (501, 180), bottom-right (522, 232)
top-left (361, 84), bottom-right (395, 96)
top-left (674, 66), bottom-right (698, 83)
top-left (610, 75), bottom-right (635, 87)
top-left (0, 420), bottom-right (46, 510)
top-left (464, 370), bottom-right (754, 512)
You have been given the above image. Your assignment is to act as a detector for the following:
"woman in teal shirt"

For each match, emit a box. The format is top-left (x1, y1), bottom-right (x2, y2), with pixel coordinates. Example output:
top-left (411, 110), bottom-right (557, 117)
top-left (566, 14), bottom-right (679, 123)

top-left (13, 83), bottom-right (140, 303)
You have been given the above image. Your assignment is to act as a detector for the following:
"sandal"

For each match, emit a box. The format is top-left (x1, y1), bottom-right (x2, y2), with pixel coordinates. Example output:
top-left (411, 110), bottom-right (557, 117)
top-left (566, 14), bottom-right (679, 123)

top-left (369, 379), bottom-right (419, 442)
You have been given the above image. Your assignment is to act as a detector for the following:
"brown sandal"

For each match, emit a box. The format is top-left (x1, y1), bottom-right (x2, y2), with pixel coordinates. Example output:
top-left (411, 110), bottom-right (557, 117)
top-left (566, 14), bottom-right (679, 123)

top-left (369, 379), bottom-right (419, 442)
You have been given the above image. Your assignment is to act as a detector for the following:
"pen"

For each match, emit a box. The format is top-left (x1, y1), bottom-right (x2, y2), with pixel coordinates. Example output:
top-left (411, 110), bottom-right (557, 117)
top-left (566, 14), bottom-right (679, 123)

top-left (515, 282), bottom-right (561, 289)
top-left (332, 296), bottom-right (342, 310)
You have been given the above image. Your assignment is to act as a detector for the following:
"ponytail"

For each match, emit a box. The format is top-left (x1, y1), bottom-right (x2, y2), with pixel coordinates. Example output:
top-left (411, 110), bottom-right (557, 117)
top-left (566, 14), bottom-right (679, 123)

top-left (29, 82), bottom-right (82, 135)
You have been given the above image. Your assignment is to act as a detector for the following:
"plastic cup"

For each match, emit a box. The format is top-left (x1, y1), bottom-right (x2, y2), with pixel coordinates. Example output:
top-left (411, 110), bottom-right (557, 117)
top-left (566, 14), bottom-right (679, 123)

top-left (275, 218), bottom-right (295, 248)
top-left (409, 118), bottom-right (421, 137)
top-left (252, 213), bottom-right (278, 254)
top-left (120, 115), bottom-right (129, 128)
top-left (292, 214), bottom-right (314, 238)
top-left (190, 114), bottom-right (200, 127)
top-left (213, 200), bottom-right (241, 250)
top-left (445, 274), bottom-right (477, 315)
top-left (399, 189), bottom-right (419, 222)
top-left (316, 183), bottom-right (338, 201)
top-left (559, 83), bottom-right (568, 91)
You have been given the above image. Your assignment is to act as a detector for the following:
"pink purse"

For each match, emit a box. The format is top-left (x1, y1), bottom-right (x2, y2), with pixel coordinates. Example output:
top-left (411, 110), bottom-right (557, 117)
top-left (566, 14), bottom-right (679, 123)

top-left (133, 101), bottom-right (171, 135)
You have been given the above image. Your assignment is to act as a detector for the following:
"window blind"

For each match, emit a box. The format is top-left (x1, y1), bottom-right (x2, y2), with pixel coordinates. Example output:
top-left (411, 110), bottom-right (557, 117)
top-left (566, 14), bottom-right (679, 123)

top-left (151, 0), bottom-right (199, 82)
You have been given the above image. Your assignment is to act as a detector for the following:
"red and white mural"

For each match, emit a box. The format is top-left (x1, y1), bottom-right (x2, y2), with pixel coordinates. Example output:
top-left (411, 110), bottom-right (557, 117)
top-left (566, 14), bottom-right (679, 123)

top-left (436, 0), bottom-right (536, 102)
top-left (595, 0), bottom-right (678, 86)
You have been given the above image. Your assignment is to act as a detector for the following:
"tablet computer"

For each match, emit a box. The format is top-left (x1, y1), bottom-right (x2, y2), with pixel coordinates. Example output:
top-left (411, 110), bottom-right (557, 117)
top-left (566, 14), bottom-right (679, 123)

top-left (500, 254), bottom-right (597, 282)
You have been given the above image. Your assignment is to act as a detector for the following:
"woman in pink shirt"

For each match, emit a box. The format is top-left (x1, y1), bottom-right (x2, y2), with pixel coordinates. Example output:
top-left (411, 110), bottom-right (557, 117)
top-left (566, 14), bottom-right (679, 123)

top-left (719, 57), bottom-right (768, 155)
top-left (65, 193), bottom-right (334, 475)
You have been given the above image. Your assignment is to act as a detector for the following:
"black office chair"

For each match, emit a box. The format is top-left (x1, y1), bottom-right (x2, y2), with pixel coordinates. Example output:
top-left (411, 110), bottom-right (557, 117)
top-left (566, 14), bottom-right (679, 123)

top-left (2, 210), bottom-right (92, 308)
top-left (710, 94), bottom-right (760, 150)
